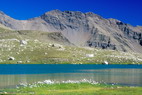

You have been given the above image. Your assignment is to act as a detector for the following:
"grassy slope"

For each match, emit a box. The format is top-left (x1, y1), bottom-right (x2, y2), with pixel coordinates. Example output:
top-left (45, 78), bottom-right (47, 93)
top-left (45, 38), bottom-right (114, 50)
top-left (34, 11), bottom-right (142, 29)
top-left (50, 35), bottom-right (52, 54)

top-left (1, 83), bottom-right (142, 95)
top-left (0, 27), bottom-right (142, 64)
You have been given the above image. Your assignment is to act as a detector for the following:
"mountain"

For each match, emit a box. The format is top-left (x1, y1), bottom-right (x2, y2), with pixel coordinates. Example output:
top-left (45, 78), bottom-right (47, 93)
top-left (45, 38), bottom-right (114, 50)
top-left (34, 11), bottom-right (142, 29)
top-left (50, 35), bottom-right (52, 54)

top-left (0, 10), bottom-right (142, 53)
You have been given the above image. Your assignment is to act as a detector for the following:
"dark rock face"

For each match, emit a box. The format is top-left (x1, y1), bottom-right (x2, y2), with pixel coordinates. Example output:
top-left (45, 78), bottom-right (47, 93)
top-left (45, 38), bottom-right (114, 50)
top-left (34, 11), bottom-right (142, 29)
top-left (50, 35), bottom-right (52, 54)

top-left (140, 39), bottom-right (142, 46)
top-left (47, 32), bottom-right (72, 45)
top-left (0, 10), bottom-right (142, 53)
top-left (116, 21), bottom-right (142, 47)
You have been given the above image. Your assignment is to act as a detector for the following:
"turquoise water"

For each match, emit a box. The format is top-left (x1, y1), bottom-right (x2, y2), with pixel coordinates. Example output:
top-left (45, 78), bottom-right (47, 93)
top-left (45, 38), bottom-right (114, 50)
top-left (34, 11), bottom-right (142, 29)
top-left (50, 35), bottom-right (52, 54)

top-left (0, 64), bottom-right (142, 88)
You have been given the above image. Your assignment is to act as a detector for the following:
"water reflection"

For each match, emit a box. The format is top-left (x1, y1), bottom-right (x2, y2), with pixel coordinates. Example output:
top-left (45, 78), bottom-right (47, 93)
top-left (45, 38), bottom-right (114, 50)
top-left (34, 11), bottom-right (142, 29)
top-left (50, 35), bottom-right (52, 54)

top-left (0, 69), bottom-right (142, 88)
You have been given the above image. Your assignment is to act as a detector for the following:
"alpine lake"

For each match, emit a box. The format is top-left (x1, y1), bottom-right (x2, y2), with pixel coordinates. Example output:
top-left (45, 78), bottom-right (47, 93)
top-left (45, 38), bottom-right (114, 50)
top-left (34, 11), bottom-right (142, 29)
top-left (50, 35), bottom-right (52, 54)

top-left (0, 64), bottom-right (142, 89)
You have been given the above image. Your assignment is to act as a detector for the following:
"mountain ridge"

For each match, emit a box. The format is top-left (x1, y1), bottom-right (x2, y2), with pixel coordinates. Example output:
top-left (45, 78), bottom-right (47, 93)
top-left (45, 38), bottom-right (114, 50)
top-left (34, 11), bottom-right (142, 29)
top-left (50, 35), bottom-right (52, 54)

top-left (0, 10), bottom-right (142, 53)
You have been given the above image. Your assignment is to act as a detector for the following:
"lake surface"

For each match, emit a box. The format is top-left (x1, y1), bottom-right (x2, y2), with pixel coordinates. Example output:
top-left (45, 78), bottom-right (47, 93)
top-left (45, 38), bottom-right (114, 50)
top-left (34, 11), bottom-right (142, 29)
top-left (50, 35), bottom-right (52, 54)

top-left (0, 64), bottom-right (142, 88)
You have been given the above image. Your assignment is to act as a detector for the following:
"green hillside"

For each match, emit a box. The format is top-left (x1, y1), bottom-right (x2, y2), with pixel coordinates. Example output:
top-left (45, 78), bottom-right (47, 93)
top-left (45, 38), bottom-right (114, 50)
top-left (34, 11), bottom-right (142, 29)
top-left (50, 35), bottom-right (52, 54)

top-left (0, 27), bottom-right (142, 64)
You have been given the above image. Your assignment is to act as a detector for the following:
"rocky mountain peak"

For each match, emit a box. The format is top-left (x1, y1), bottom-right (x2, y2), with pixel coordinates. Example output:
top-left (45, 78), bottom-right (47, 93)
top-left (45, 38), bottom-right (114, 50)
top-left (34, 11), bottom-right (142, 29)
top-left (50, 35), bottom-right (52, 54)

top-left (85, 12), bottom-right (102, 19)
top-left (0, 10), bottom-right (142, 53)
top-left (64, 10), bottom-right (84, 16)
top-left (44, 9), bottom-right (62, 15)
top-left (108, 18), bottom-right (122, 24)
top-left (43, 10), bottom-right (103, 20)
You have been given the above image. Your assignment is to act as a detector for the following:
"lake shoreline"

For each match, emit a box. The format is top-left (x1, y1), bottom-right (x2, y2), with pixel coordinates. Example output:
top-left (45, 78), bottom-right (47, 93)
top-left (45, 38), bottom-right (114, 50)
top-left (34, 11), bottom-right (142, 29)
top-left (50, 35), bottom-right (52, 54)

top-left (0, 64), bottom-right (142, 91)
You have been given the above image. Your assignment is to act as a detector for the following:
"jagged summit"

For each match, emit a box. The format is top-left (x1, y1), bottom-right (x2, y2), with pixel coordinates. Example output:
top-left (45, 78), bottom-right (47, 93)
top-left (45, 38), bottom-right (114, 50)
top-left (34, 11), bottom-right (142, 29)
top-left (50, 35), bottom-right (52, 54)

top-left (0, 10), bottom-right (142, 53)
top-left (43, 9), bottom-right (62, 16)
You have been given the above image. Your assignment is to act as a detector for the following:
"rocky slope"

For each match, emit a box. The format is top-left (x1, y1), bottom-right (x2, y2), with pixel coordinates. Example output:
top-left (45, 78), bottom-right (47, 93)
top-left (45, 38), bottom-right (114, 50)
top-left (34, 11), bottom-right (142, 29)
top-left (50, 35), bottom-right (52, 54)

top-left (0, 10), bottom-right (142, 53)
top-left (0, 21), bottom-right (142, 64)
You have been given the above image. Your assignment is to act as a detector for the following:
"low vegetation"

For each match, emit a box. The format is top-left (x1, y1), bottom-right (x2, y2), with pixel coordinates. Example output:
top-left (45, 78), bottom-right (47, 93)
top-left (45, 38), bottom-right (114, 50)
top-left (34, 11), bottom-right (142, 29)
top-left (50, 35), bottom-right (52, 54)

top-left (1, 82), bottom-right (142, 95)
top-left (0, 27), bottom-right (142, 64)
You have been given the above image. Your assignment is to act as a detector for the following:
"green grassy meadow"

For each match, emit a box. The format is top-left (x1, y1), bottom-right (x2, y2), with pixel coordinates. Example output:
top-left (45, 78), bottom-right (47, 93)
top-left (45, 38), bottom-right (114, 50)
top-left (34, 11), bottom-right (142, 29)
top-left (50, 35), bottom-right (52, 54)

top-left (1, 83), bottom-right (142, 95)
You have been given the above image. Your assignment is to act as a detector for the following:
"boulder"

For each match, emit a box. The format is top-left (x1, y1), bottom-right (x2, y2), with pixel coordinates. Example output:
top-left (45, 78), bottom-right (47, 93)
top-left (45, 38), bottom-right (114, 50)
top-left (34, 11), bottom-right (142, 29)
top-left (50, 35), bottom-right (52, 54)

top-left (20, 40), bottom-right (27, 45)
top-left (51, 43), bottom-right (64, 48)
top-left (26, 60), bottom-right (30, 63)
top-left (17, 61), bottom-right (22, 64)
top-left (102, 61), bottom-right (109, 65)
top-left (86, 54), bottom-right (94, 57)
top-left (8, 57), bottom-right (15, 60)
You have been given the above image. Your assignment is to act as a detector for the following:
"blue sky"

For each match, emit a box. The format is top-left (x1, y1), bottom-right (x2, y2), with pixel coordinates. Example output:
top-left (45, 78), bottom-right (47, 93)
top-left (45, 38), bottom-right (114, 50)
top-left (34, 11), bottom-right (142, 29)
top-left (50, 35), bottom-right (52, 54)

top-left (0, 0), bottom-right (142, 26)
